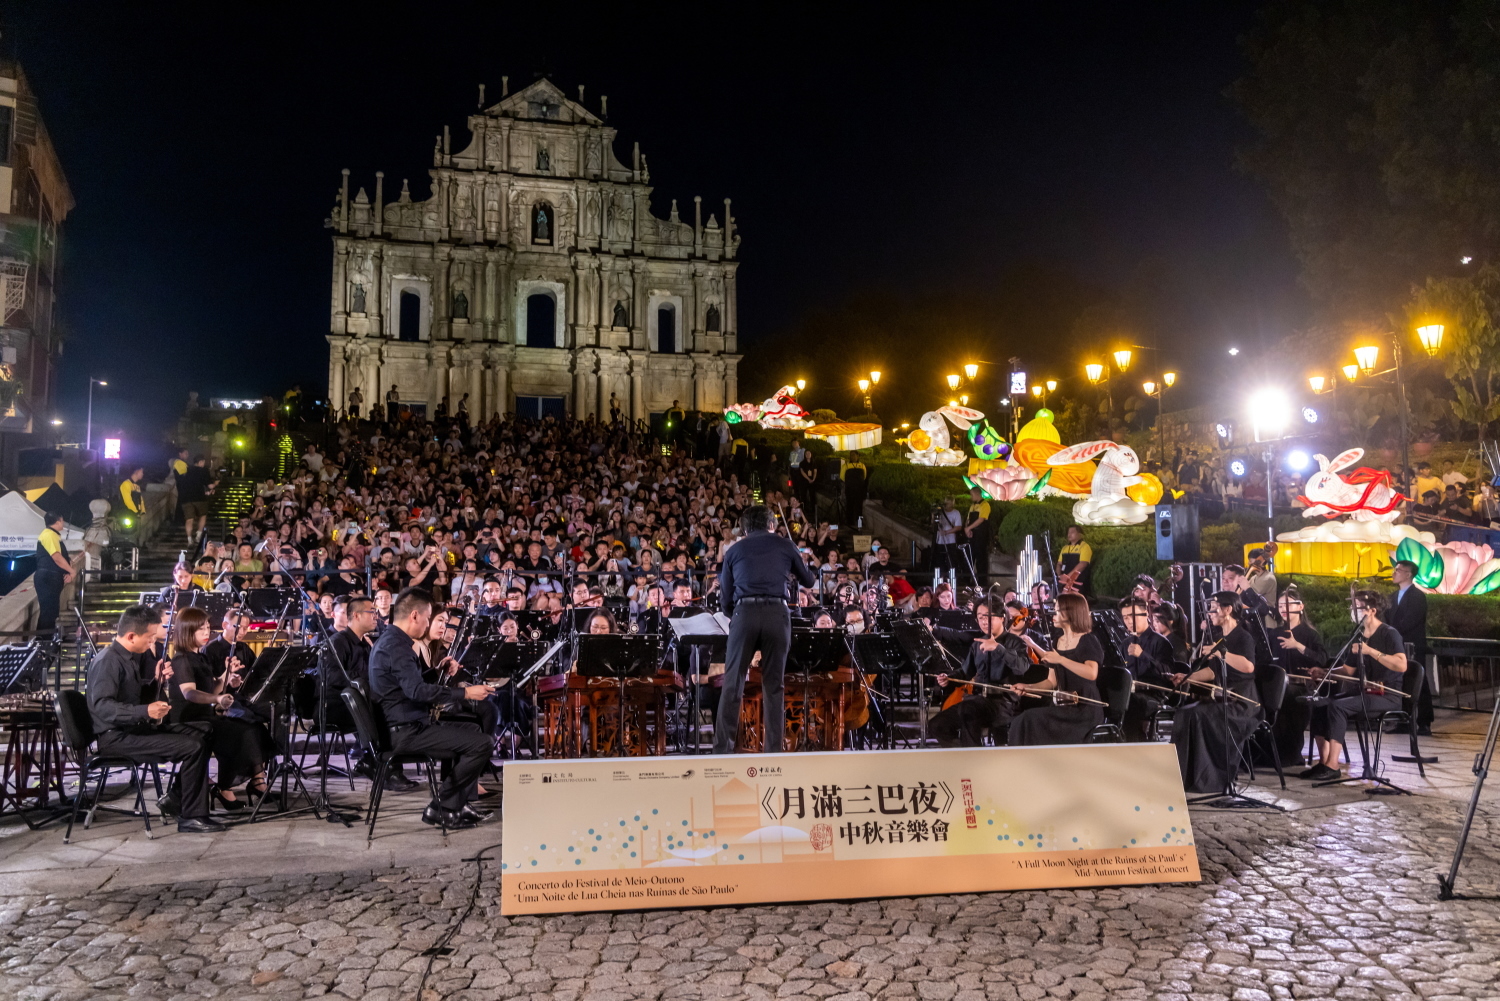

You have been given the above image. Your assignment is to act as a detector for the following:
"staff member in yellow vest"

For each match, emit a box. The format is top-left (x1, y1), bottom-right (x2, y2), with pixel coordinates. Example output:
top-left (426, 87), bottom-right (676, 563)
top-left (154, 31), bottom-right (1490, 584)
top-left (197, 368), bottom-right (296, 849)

top-left (35, 512), bottom-right (73, 635)
top-left (119, 466), bottom-right (145, 540)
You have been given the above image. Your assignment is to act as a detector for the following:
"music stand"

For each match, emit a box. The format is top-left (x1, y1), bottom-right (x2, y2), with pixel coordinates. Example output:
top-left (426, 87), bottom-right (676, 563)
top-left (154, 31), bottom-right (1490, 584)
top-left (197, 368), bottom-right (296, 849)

top-left (173, 590), bottom-right (233, 629)
top-left (574, 635), bottom-right (662, 758)
top-left (245, 587), bottom-right (302, 618)
top-left (668, 614), bottom-right (728, 754)
top-left (461, 638), bottom-right (546, 757)
top-left (787, 629), bottom-right (850, 751)
top-left (935, 610), bottom-right (981, 633)
top-left (242, 646), bottom-right (323, 821)
top-left (0, 643), bottom-right (45, 695)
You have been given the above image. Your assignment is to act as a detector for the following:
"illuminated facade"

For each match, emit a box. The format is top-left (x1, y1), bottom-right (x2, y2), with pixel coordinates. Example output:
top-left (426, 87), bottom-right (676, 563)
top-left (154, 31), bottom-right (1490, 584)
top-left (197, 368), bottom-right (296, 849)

top-left (325, 78), bottom-right (741, 421)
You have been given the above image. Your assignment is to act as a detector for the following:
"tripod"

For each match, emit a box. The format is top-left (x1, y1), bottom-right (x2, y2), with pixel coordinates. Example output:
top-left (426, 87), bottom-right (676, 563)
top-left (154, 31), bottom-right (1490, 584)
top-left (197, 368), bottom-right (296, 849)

top-left (1437, 687), bottom-right (1500, 898)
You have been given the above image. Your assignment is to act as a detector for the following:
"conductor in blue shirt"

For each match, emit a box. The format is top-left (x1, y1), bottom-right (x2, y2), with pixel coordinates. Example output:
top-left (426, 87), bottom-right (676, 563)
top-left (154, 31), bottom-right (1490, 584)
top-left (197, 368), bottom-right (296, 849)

top-left (714, 505), bottom-right (817, 753)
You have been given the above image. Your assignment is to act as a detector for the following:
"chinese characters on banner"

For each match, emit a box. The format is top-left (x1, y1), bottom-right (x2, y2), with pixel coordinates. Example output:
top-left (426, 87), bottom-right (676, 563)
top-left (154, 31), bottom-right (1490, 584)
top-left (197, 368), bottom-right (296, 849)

top-left (501, 745), bottom-right (1199, 915)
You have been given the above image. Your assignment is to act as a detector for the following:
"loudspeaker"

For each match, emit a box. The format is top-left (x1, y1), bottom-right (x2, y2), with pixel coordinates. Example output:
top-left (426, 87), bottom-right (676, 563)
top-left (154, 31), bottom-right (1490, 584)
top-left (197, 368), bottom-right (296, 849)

top-left (1155, 504), bottom-right (1200, 561)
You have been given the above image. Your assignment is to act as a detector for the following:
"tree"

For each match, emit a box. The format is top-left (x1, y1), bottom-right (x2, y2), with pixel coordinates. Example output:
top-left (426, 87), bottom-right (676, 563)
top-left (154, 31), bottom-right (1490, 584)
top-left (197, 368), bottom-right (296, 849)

top-left (1408, 266), bottom-right (1500, 443)
top-left (1233, 1), bottom-right (1500, 324)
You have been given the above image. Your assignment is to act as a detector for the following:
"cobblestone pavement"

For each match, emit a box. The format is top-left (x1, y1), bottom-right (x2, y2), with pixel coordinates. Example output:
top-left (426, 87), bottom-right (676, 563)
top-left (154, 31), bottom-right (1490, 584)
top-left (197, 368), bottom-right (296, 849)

top-left (0, 797), bottom-right (1497, 1001)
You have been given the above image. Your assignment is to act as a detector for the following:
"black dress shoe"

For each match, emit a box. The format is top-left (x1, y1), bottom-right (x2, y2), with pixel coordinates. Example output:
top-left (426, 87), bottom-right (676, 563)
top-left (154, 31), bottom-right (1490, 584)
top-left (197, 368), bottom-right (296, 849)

top-left (420, 805), bottom-right (477, 830)
top-left (1417, 725), bottom-right (1433, 737)
top-left (157, 795), bottom-right (181, 818)
top-left (459, 804), bottom-right (492, 823)
top-left (383, 772), bottom-right (419, 792)
top-left (177, 817), bottom-right (228, 834)
top-left (1298, 764), bottom-right (1338, 780)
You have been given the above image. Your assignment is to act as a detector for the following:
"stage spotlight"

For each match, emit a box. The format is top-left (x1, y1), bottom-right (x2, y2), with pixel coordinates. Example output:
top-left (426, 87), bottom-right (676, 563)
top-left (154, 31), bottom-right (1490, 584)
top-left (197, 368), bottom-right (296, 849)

top-left (1229, 457), bottom-right (1248, 478)
top-left (1302, 406), bottom-right (1319, 424)
top-left (1287, 449), bottom-right (1311, 471)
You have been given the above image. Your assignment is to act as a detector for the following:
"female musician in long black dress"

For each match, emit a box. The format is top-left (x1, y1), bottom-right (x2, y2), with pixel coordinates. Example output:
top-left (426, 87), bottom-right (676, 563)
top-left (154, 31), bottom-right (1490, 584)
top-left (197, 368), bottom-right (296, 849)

top-left (1270, 586), bottom-right (1326, 765)
top-left (167, 607), bottom-right (274, 811)
top-left (1300, 589), bottom-right (1406, 781)
top-left (930, 601), bottom-right (1032, 747)
top-left (1170, 591), bottom-right (1260, 794)
top-left (1120, 597), bottom-right (1181, 741)
top-left (1010, 593), bottom-right (1104, 744)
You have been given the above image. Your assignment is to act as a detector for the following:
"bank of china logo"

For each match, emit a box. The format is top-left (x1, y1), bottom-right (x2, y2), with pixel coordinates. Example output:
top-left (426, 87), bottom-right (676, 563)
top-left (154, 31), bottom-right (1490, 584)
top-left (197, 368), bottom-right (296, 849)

top-left (746, 766), bottom-right (757, 778)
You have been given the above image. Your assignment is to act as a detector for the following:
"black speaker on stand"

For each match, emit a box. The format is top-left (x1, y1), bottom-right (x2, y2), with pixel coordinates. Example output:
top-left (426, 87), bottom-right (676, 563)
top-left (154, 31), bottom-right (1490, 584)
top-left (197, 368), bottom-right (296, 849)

top-left (1155, 504), bottom-right (1200, 561)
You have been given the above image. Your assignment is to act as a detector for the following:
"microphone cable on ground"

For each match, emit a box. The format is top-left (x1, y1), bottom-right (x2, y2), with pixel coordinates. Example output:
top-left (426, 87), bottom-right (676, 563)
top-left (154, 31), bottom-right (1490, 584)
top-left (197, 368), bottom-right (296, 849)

top-left (413, 839), bottom-right (504, 1000)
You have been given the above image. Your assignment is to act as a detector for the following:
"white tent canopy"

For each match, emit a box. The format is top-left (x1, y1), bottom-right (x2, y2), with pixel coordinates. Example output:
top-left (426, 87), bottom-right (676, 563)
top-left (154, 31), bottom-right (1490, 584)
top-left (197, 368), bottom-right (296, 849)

top-left (0, 490), bottom-right (86, 553)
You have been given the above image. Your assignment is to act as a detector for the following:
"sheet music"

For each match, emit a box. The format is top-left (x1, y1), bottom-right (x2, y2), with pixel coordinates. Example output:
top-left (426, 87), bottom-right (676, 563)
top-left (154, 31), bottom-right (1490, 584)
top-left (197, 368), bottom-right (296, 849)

top-left (669, 614), bottom-right (730, 637)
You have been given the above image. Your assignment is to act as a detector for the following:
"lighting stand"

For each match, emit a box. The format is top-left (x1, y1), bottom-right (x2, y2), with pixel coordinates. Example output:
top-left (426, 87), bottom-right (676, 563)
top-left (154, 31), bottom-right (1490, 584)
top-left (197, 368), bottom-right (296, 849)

top-left (1437, 689), bottom-right (1500, 899)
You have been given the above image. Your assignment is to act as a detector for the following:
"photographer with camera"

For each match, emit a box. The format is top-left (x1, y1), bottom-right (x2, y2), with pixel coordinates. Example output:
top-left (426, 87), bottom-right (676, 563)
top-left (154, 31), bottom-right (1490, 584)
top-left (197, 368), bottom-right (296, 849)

top-left (933, 496), bottom-right (963, 576)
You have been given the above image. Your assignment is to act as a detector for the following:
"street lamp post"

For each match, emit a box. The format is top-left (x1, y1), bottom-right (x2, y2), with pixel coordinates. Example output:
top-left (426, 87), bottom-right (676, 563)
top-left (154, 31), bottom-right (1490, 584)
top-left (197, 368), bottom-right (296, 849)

top-left (86, 378), bottom-right (107, 452)
top-left (1349, 323), bottom-right (1444, 498)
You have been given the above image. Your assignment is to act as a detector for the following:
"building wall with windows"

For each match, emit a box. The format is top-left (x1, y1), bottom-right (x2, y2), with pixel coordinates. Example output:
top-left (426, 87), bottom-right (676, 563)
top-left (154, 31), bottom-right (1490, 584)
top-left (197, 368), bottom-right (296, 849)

top-left (326, 78), bottom-right (741, 421)
top-left (0, 60), bottom-right (73, 473)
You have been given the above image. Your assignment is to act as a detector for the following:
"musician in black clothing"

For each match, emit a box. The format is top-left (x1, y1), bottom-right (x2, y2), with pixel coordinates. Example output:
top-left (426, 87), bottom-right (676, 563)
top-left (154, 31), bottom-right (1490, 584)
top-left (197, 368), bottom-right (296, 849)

top-left (1270, 587), bottom-right (1326, 764)
top-left (1010, 593), bottom-right (1106, 745)
top-left (1385, 560), bottom-right (1431, 735)
top-left (203, 609), bottom-right (255, 680)
top-left (929, 602), bottom-right (1031, 746)
top-left (157, 561), bottom-right (204, 606)
top-left (1301, 590), bottom-right (1406, 781)
top-left (1120, 598), bottom-right (1181, 741)
top-left (85, 605), bottom-right (223, 834)
top-left (1171, 592), bottom-right (1261, 794)
top-left (367, 588), bottom-right (495, 828)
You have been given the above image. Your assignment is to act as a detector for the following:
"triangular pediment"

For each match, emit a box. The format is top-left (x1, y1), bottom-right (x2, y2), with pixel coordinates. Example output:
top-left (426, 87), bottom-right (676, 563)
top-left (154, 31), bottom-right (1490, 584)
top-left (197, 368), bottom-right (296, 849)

top-left (485, 78), bottom-right (602, 125)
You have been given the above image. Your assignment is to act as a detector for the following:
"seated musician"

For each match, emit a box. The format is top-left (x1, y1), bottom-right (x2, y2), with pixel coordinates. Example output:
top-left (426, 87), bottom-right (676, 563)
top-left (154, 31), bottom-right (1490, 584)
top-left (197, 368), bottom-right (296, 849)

top-left (1170, 591), bottom-right (1261, 794)
top-left (475, 579), bottom-right (506, 617)
top-left (1272, 586), bottom-right (1326, 765)
top-left (85, 605), bottom-right (223, 834)
top-left (1301, 590), bottom-right (1406, 781)
top-left (812, 611), bottom-right (837, 629)
top-left (367, 587), bottom-right (496, 829)
top-left (319, 596), bottom-right (416, 790)
top-left (157, 560), bottom-right (204, 605)
top-left (843, 606), bottom-right (867, 635)
top-left (1120, 597), bottom-right (1180, 741)
top-left (930, 601), bottom-right (1032, 747)
top-left (1009, 593), bottom-right (1105, 745)
top-left (586, 610), bottom-right (616, 635)
top-left (166, 607), bottom-right (275, 811)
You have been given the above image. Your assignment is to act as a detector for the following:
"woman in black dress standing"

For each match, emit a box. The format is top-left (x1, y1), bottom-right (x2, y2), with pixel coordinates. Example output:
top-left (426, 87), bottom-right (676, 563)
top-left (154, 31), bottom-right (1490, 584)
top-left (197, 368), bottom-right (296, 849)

top-left (167, 607), bottom-right (274, 811)
top-left (1170, 591), bottom-right (1261, 794)
top-left (1009, 592), bottom-right (1105, 745)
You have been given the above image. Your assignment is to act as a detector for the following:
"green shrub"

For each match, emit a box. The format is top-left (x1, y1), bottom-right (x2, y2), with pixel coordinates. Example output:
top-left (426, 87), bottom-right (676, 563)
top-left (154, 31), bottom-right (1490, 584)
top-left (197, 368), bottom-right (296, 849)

top-left (1285, 575), bottom-right (1500, 644)
top-left (809, 409), bottom-right (837, 425)
top-left (996, 500), bottom-right (1076, 556)
top-left (1092, 540), bottom-right (1169, 599)
top-left (867, 463), bottom-right (968, 524)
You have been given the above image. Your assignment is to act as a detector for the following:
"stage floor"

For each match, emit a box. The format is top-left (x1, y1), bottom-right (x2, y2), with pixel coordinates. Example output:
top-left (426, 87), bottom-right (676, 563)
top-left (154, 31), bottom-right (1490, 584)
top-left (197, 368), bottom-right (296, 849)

top-left (0, 709), bottom-right (1491, 898)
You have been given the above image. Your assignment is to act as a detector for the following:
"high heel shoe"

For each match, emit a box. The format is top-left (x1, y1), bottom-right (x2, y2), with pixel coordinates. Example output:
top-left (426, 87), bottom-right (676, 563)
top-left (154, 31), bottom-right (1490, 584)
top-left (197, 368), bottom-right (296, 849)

top-left (211, 787), bottom-right (247, 812)
top-left (244, 782), bottom-right (269, 806)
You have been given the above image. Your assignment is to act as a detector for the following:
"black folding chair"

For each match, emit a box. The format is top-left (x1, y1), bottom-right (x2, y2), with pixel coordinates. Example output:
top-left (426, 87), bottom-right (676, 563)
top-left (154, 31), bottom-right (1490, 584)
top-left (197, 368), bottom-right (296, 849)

top-left (55, 690), bottom-right (160, 843)
top-left (340, 688), bottom-right (453, 845)
top-left (1353, 652), bottom-right (1428, 780)
top-left (292, 671), bottom-right (356, 790)
top-left (1244, 664), bottom-right (1288, 790)
top-left (1088, 666), bottom-right (1133, 743)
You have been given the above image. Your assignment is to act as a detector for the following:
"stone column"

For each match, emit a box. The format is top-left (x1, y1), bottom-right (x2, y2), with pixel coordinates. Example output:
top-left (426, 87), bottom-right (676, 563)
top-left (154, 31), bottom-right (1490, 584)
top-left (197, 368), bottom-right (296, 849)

top-left (331, 238), bottom-right (349, 334)
top-left (370, 246), bottom-right (385, 337)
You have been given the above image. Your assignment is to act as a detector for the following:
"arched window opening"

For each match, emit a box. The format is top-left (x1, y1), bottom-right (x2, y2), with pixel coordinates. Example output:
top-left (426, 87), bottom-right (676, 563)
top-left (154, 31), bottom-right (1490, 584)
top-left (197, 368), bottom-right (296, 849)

top-left (398, 290), bottom-right (422, 341)
top-left (527, 292), bottom-right (557, 348)
top-left (656, 306), bottom-right (676, 353)
top-left (532, 203), bottom-right (554, 245)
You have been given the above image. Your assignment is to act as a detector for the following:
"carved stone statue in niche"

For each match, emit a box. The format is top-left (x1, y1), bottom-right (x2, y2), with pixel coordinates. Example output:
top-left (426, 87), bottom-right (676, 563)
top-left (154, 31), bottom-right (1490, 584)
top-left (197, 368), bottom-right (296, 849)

top-left (612, 300), bottom-right (629, 328)
top-left (351, 283), bottom-right (367, 313)
top-left (587, 141), bottom-right (601, 173)
top-left (584, 191), bottom-right (601, 235)
top-left (452, 184), bottom-right (475, 230)
top-left (705, 304), bottom-right (720, 332)
top-left (536, 147), bottom-right (550, 171)
top-left (452, 290), bottom-right (469, 320)
top-left (534, 204), bottom-right (551, 242)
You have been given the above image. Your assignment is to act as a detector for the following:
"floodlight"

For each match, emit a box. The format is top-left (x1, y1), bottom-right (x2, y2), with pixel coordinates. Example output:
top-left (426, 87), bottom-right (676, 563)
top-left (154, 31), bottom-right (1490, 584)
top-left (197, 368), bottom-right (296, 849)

top-left (1287, 449), bottom-right (1311, 471)
top-left (1302, 406), bottom-right (1319, 424)
top-left (1229, 457), bottom-right (1248, 477)
top-left (1249, 388), bottom-right (1291, 442)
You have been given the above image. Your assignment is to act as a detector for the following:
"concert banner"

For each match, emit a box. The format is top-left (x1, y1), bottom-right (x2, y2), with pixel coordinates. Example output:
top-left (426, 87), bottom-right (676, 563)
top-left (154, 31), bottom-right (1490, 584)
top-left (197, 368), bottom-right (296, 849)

top-left (500, 744), bottom-right (1198, 915)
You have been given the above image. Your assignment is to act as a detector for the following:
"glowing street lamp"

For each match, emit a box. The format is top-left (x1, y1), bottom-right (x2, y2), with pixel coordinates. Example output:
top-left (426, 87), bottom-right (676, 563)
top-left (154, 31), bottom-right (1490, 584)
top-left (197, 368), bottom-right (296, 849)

top-left (1113, 348), bottom-right (1133, 372)
top-left (1031, 385), bottom-right (1043, 398)
top-left (1142, 380), bottom-right (1157, 396)
top-left (963, 363), bottom-right (979, 380)
top-left (1308, 375), bottom-right (1326, 394)
top-left (1084, 363), bottom-right (1104, 385)
top-left (795, 378), bottom-right (806, 392)
top-left (1342, 364), bottom-right (1359, 382)
top-left (869, 370), bottom-right (881, 385)
top-left (946, 373), bottom-right (961, 391)
top-left (1354, 344), bottom-right (1380, 375)
top-left (1045, 379), bottom-right (1057, 393)
top-left (1162, 371), bottom-right (1176, 388)
top-left (960, 394), bottom-right (969, 406)
top-left (858, 379), bottom-right (870, 393)
top-left (1417, 323), bottom-right (1445, 356)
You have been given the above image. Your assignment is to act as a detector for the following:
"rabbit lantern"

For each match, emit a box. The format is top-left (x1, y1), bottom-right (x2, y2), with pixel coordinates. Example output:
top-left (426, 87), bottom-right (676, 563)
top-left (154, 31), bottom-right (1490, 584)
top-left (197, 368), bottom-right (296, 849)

top-left (1297, 448), bottom-right (1404, 522)
top-left (1048, 440), bottom-right (1151, 525)
top-left (906, 405), bottom-right (984, 466)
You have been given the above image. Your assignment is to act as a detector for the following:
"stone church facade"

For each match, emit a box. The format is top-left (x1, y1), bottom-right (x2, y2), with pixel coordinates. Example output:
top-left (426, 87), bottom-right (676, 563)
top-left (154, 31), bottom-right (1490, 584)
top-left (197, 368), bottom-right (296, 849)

top-left (325, 78), bottom-right (741, 421)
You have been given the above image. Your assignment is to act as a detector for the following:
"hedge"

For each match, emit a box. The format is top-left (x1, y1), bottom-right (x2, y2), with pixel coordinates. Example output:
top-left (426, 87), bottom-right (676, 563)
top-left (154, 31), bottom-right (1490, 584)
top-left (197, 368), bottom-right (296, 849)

top-left (995, 500), bottom-right (1076, 557)
top-left (1288, 575), bottom-right (1500, 643)
top-left (866, 462), bottom-right (970, 524)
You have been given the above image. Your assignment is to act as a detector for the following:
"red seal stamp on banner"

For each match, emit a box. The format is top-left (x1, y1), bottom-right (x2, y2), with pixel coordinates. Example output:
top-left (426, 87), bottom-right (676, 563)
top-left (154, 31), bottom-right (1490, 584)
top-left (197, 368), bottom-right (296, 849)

top-left (962, 778), bottom-right (977, 828)
top-left (810, 824), bottom-right (832, 851)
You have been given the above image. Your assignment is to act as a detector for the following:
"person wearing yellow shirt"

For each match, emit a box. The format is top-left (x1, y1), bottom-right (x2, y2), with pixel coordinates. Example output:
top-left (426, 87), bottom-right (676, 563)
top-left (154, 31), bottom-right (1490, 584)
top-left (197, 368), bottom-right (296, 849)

top-left (35, 512), bottom-right (73, 634)
top-left (1058, 525), bottom-right (1093, 595)
top-left (1411, 462), bottom-right (1444, 510)
top-left (118, 466), bottom-right (145, 541)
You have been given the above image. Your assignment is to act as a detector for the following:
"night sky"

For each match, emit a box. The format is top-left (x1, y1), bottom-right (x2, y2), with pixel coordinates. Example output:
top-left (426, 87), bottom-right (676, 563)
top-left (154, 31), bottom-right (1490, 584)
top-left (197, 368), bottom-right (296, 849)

top-left (5, 2), bottom-right (1303, 440)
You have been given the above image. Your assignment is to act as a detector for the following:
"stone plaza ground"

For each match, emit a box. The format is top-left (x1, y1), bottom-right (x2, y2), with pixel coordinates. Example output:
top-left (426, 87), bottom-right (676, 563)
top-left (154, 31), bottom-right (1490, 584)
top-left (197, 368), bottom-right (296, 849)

top-left (0, 712), bottom-right (1496, 1001)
